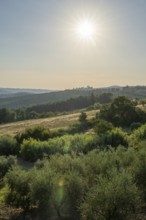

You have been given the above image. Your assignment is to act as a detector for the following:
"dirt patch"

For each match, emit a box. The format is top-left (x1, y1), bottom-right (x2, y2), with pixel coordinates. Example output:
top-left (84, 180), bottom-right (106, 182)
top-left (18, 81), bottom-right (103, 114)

top-left (0, 205), bottom-right (21, 220)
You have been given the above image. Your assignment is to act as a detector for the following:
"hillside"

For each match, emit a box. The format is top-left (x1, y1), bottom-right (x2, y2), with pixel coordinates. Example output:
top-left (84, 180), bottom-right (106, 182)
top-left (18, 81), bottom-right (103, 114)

top-left (0, 88), bottom-right (94, 109)
top-left (0, 110), bottom-right (97, 136)
top-left (0, 86), bottom-right (146, 109)
top-left (0, 88), bottom-right (51, 99)
top-left (1, 97), bottom-right (146, 220)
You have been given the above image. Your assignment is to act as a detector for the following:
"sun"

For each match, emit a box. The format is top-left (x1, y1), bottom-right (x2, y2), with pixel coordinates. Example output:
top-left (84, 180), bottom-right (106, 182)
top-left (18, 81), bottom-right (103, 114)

top-left (76, 20), bottom-right (96, 41)
top-left (77, 21), bottom-right (95, 39)
top-left (70, 15), bottom-right (101, 45)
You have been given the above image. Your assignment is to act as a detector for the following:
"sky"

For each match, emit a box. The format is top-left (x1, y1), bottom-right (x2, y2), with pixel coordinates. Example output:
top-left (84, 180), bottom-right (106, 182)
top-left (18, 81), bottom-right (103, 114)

top-left (0, 0), bottom-right (146, 89)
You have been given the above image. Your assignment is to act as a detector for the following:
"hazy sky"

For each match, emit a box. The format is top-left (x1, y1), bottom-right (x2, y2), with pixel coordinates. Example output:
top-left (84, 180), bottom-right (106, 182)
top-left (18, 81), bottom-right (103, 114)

top-left (0, 0), bottom-right (146, 89)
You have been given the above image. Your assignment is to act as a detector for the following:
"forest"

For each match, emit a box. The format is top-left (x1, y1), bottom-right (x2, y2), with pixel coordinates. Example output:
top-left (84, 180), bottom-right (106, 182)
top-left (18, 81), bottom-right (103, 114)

top-left (0, 93), bottom-right (112, 124)
top-left (1, 96), bottom-right (146, 219)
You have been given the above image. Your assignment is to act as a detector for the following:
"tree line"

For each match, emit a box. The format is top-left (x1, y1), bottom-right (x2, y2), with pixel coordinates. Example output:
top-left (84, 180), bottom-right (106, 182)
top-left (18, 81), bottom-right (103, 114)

top-left (0, 93), bottom-right (112, 124)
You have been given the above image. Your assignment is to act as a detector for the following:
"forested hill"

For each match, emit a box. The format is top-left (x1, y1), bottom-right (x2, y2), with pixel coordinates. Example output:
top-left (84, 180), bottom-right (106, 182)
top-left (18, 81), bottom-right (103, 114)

top-left (0, 88), bottom-right (51, 98)
top-left (27, 93), bottom-right (112, 114)
top-left (0, 86), bottom-right (146, 109)
top-left (0, 87), bottom-right (109, 109)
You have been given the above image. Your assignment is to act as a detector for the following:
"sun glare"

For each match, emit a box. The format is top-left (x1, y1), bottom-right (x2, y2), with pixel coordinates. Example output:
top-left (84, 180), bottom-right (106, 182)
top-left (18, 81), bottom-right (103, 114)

top-left (70, 15), bottom-right (102, 45)
top-left (77, 20), bottom-right (96, 40)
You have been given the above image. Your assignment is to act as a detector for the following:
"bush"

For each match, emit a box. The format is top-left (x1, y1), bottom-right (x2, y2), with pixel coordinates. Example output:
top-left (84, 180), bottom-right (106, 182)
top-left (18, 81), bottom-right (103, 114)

top-left (101, 128), bottom-right (128, 148)
top-left (5, 165), bottom-right (54, 218)
top-left (29, 167), bottom-right (54, 218)
top-left (100, 96), bottom-right (146, 127)
top-left (20, 138), bottom-right (44, 162)
top-left (132, 145), bottom-right (146, 201)
top-left (16, 126), bottom-right (51, 144)
top-left (130, 122), bottom-right (142, 131)
top-left (79, 112), bottom-right (87, 124)
top-left (20, 134), bottom-right (99, 162)
top-left (20, 137), bottom-right (66, 162)
top-left (64, 171), bottom-right (86, 219)
top-left (4, 147), bottom-right (146, 219)
top-left (0, 136), bottom-right (18, 156)
top-left (0, 156), bottom-right (16, 179)
top-left (130, 124), bottom-right (146, 146)
top-left (94, 120), bottom-right (113, 134)
top-left (5, 167), bottom-right (32, 210)
top-left (80, 170), bottom-right (140, 220)
top-left (69, 135), bottom-right (87, 155)
top-left (68, 122), bottom-right (83, 133)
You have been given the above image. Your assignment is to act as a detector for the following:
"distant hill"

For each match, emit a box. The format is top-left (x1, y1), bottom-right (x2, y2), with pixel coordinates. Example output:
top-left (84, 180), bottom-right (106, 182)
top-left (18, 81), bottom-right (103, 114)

top-left (0, 88), bottom-right (52, 99)
top-left (0, 88), bottom-right (94, 109)
top-left (0, 86), bottom-right (146, 109)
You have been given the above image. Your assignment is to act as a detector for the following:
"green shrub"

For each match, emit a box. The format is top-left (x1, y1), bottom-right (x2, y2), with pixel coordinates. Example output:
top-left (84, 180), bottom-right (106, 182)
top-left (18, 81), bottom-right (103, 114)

top-left (79, 112), bottom-right (87, 124)
top-left (20, 134), bottom-right (98, 162)
top-left (80, 170), bottom-right (140, 220)
top-left (131, 145), bottom-right (146, 201)
top-left (5, 167), bottom-right (32, 210)
top-left (94, 120), bottom-right (113, 134)
top-left (101, 128), bottom-right (128, 148)
top-left (20, 137), bottom-right (66, 162)
top-left (0, 136), bottom-right (18, 156)
top-left (100, 96), bottom-right (146, 127)
top-left (130, 124), bottom-right (146, 146)
top-left (20, 138), bottom-right (44, 162)
top-left (0, 156), bottom-right (16, 179)
top-left (64, 171), bottom-right (86, 219)
top-left (29, 167), bottom-right (54, 218)
top-left (16, 126), bottom-right (51, 144)
top-left (4, 147), bottom-right (146, 219)
top-left (130, 122), bottom-right (142, 131)
top-left (5, 165), bottom-right (54, 218)
top-left (68, 122), bottom-right (82, 133)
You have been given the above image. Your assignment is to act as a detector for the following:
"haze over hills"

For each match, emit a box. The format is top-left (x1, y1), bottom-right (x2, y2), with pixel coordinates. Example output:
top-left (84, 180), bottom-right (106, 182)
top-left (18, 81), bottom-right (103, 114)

top-left (0, 88), bottom-right (53, 99)
top-left (0, 86), bottom-right (146, 109)
top-left (0, 87), bottom-right (95, 109)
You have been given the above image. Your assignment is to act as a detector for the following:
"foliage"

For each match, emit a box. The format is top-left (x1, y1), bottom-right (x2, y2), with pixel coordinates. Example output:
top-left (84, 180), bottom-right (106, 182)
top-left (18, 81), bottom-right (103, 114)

top-left (27, 93), bottom-right (112, 114)
top-left (29, 167), bottom-right (54, 218)
top-left (0, 92), bottom-right (112, 124)
top-left (100, 96), bottom-right (146, 127)
top-left (64, 171), bottom-right (86, 219)
top-left (130, 122), bottom-right (142, 130)
top-left (4, 146), bottom-right (146, 219)
top-left (20, 134), bottom-right (98, 162)
top-left (130, 124), bottom-right (146, 146)
top-left (19, 128), bottom-right (130, 162)
top-left (0, 156), bottom-right (16, 179)
top-left (20, 136), bottom-right (67, 162)
top-left (94, 119), bottom-right (113, 134)
top-left (3, 95), bottom-right (146, 219)
top-left (80, 170), bottom-right (140, 220)
top-left (0, 108), bottom-right (16, 124)
top-left (0, 136), bottom-right (18, 156)
top-left (16, 126), bottom-right (51, 144)
top-left (131, 144), bottom-right (146, 201)
top-left (102, 128), bottom-right (128, 148)
top-left (5, 167), bottom-right (32, 210)
top-left (79, 112), bottom-right (87, 124)
top-left (5, 164), bottom-right (55, 218)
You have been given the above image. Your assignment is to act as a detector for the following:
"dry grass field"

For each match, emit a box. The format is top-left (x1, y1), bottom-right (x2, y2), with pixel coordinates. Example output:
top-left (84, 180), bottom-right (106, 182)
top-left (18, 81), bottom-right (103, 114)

top-left (0, 110), bottom-right (98, 136)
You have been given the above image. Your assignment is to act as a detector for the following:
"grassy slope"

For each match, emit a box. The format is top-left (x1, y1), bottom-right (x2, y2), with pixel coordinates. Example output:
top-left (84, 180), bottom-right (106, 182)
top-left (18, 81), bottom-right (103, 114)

top-left (0, 110), bottom-right (97, 136)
